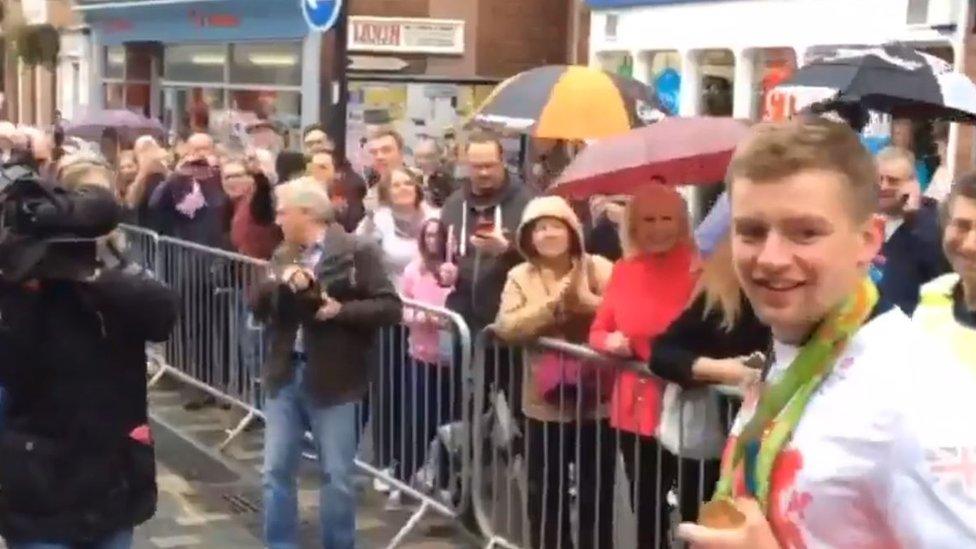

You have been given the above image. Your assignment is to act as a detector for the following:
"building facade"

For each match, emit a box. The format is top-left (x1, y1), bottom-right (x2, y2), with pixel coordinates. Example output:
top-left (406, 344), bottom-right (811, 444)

top-left (71, 0), bottom-right (586, 165)
top-left (587, 0), bottom-right (976, 175)
top-left (1, 0), bottom-right (81, 127)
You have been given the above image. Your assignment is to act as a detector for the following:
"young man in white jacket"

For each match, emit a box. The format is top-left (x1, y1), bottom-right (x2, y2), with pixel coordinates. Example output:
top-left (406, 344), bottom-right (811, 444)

top-left (679, 118), bottom-right (976, 549)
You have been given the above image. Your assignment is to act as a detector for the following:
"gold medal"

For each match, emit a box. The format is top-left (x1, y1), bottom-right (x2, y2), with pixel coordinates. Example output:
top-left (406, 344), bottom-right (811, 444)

top-left (698, 499), bottom-right (746, 529)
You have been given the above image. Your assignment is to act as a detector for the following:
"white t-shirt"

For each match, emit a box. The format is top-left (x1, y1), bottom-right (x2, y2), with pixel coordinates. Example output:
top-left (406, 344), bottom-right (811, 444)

top-left (728, 309), bottom-right (976, 548)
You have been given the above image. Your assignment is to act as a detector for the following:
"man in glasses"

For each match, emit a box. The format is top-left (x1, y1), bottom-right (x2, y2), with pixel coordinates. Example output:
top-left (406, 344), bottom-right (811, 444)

top-left (874, 146), bottom-right (949, 314)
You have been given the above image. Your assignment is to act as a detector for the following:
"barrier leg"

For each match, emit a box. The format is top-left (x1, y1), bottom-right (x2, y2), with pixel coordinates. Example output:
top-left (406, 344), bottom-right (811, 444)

top-left (218, 409), bottom-right (257, 452)
top-left (384, 500), bottom-right (432, 549)
top-left (147, 360), bottom-right (168, 388)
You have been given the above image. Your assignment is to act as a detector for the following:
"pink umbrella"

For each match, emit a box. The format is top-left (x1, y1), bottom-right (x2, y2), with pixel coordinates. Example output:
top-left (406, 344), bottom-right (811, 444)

top-left (549, 117), bottom-right (752, 200)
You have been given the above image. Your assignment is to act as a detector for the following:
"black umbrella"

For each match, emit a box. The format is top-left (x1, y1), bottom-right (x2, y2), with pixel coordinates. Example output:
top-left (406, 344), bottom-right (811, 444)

top-left (776, 44), bottom-right (976, 122)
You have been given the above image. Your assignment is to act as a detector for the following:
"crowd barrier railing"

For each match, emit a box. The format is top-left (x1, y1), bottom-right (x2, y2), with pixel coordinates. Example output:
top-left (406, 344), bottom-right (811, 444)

top-left (154, 234), bottom-right (270, 450)
top-left (358, 303), bottom-right (473, 547)
top-left (118, 225), bottom-right (475, 547)
top-left (471, 328), bottom-right (741, 549)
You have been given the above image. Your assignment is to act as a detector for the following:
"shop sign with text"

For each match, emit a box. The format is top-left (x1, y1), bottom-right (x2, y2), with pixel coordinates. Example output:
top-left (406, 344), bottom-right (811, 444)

top-left (349, 17), bottom-right (464, 55)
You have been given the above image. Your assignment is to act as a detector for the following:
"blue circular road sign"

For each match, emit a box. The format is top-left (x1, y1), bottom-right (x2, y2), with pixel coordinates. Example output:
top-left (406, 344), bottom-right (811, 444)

top-left (302, 0), bottom-right (343, 32)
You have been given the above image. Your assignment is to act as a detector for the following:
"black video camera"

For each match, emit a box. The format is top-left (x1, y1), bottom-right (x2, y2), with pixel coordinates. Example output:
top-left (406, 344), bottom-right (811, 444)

top-left (0, 163), bottom-right (122, 283)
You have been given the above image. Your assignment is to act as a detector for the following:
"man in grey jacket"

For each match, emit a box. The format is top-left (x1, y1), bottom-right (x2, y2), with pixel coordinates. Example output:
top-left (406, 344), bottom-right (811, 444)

top-left (440, 133), bottom-right (535, 335)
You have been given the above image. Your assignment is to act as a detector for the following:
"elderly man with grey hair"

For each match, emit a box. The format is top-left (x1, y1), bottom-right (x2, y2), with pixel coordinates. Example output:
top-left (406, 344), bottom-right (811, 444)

top-left (251, 179), bottom-right (401, 549)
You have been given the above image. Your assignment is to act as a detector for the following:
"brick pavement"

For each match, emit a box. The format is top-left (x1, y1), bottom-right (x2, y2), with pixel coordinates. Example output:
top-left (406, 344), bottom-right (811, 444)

top-left (137, 384), bottom-right (478, 548)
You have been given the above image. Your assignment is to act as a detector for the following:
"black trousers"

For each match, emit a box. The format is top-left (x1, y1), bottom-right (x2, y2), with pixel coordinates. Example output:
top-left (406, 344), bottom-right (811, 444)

top-left (618, 431), bottom-right (675, 549)
top-left (392, 358), bottom-right (460, 485)
top-left (525, 419), bottom-right (615, 549)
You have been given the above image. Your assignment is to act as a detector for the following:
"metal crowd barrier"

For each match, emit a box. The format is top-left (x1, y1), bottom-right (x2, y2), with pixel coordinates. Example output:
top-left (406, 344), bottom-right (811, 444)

top-left (154, 235), bottom-right (270, 450)
top-left (119, 223), bottom-right (159, 274)
top-left (471, 329), bottom-right (741, 549)
top-left (118, 225), bottom-right (475, 547)
top-left (357, 303), bottom-right (473, 547)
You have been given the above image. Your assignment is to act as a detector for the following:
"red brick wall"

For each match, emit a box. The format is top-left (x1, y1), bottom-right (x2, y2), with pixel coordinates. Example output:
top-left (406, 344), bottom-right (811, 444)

top-left (349, 0), bottom-right (429, 18)
top-left (475, 0), bottom-right (572, 77)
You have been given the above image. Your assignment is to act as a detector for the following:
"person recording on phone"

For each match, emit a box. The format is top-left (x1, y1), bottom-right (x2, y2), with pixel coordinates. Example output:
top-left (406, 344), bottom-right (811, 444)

top-left (873, 146), bottom-right (949, 314)
top-left (439, 132), bottom-right (535, 335)
top-left (148, 133), bottom-right (228, 248)
top-left (0, 155), bottom-right (178, 549)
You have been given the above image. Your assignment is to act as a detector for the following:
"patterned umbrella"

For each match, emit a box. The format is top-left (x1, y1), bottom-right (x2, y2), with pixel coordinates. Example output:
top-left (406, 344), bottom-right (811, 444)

top-left (776, 44), bottom-right (976, 122)
top-left (470, 65), bottom-right (662, 140)
top-left (549, 117), bottom-right (750, 200)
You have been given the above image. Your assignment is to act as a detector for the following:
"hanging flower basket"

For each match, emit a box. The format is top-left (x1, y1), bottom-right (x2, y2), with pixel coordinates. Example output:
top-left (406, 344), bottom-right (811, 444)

top-left (11, 23), bottom-right (60, 67)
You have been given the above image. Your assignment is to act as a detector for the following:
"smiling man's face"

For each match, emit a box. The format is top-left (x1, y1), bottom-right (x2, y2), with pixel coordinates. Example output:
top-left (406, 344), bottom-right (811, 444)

top-left (730, 169), bottom-right (883, 343)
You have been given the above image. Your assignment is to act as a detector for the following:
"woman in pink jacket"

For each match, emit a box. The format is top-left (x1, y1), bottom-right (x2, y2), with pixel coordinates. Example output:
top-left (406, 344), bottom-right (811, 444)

top-left (395, 218), bottom-right (458, 502)
top-left (589, 184), bottom-right (697, 548)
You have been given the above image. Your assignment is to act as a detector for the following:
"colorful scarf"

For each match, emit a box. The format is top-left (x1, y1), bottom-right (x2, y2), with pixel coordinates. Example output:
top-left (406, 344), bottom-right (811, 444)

top-left (712, 278), bottom-right (879, 512)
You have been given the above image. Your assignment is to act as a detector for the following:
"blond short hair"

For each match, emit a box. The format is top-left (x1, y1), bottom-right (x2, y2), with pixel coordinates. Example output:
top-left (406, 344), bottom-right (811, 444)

top-left (729, 118), bottom-right (879, 222)
top-left (274, 178), bottom-right (335, 223)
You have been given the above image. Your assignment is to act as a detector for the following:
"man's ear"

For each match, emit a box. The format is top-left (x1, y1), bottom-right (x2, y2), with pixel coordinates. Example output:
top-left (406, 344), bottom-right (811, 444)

top-left (858, 214), bottom-right (885, 267)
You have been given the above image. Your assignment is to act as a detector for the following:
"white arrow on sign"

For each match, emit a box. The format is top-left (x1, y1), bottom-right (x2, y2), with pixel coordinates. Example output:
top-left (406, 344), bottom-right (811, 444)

top-left (348, 55), bottom-right (410, 72)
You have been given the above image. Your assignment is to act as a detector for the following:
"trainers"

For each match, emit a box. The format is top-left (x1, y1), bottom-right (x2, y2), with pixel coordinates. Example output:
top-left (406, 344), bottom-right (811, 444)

top-left (373, 468), bottom-right (393, 493)
top-left (384, 490), bottom-right (421, 512)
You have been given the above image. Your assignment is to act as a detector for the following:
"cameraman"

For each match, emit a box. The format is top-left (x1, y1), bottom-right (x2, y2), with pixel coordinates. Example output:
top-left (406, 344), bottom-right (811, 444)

top-left (0, 155), bottom-right (178, 549)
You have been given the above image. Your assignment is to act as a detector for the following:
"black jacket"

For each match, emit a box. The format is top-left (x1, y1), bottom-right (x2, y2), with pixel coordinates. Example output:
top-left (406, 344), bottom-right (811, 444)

top-left (649, 293), bottom-right (770, 388)
top-left (440, 175), bottom-right (535, 334)
top-left (0, 265), bottom-right (177, 542)
top-left (251, 225), bottom-right (402, 406)
top-left (878, 201), bottom-right (951, 315)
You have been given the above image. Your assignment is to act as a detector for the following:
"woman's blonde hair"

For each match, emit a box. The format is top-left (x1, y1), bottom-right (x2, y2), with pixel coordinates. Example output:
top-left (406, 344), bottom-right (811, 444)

top-left (57, 152), bottom-right (115, 193)
top-left (693, 238), bottom-right (742, 331)
top-left (619, 183), bottom-right (691, 258)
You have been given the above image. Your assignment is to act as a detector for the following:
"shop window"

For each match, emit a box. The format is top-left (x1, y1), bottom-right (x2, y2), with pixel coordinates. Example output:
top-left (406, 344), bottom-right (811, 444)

top-left (755, 48), bottom-right (797, 121)
top-left (698, 49), bottom-right (734, 117)
top-left (346, 81), bottom-right (518, 174)
top-left (104, 46), bottom-right (124, 80)
top-left (642, 50), bottom-right (681, 115)
top-left (227, 89), bottom-right (302, 146)
top-left (595, 52), bottom-right (629, 75)
top-left (104, 83), bottom-right (124, 110)
top-left (229, 42), bottom-right (302, 86)
top-left (164, 44), bottom-right (226, 82)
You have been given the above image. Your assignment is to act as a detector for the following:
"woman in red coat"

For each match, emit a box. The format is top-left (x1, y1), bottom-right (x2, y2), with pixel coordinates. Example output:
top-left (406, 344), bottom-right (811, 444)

top-left (589, 183), bottom-right (697, 548)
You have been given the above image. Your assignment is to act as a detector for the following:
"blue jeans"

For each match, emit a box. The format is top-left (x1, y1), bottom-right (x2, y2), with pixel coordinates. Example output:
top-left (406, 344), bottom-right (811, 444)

top-left (263, 361), bottom-right (359, 549)
top-left (7, 529), bottom-right (133, 549)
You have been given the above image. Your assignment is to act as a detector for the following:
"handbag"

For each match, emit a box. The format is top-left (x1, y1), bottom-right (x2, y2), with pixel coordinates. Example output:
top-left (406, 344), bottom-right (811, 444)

top-left (533, 351), bottom-right (613, 408)
top-left (657, 383), bottom-right (727, 460)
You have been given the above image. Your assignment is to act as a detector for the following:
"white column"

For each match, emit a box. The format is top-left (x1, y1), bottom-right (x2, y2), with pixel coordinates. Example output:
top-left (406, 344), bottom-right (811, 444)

top-left (88, 30), bottom-right (105, 110)
top-left (301, 32), bottom-right (323, 129)
top-left (794, 45), bottom-right (810, 67)
top-left (950, 0), bottom-right (971, 178)
top-left (678, 49), bottom-right (702, 215)
top-left (631, 50), bottom-right (651, 84)
top-left (732, 48), bottom-right (756, 120)
top-left (678, 49), bottom-right (701, 116)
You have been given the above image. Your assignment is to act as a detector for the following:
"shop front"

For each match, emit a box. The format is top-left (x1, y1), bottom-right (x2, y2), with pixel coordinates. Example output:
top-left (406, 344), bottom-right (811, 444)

top-left (76, 0), bottom-right (319, 147)
top-left (587, 0), bottom-right (972, 174)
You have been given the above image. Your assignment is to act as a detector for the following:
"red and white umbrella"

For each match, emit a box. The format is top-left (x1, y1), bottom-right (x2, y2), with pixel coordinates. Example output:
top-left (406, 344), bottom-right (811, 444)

top-left (548, 117), bottom-right (752, 200)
